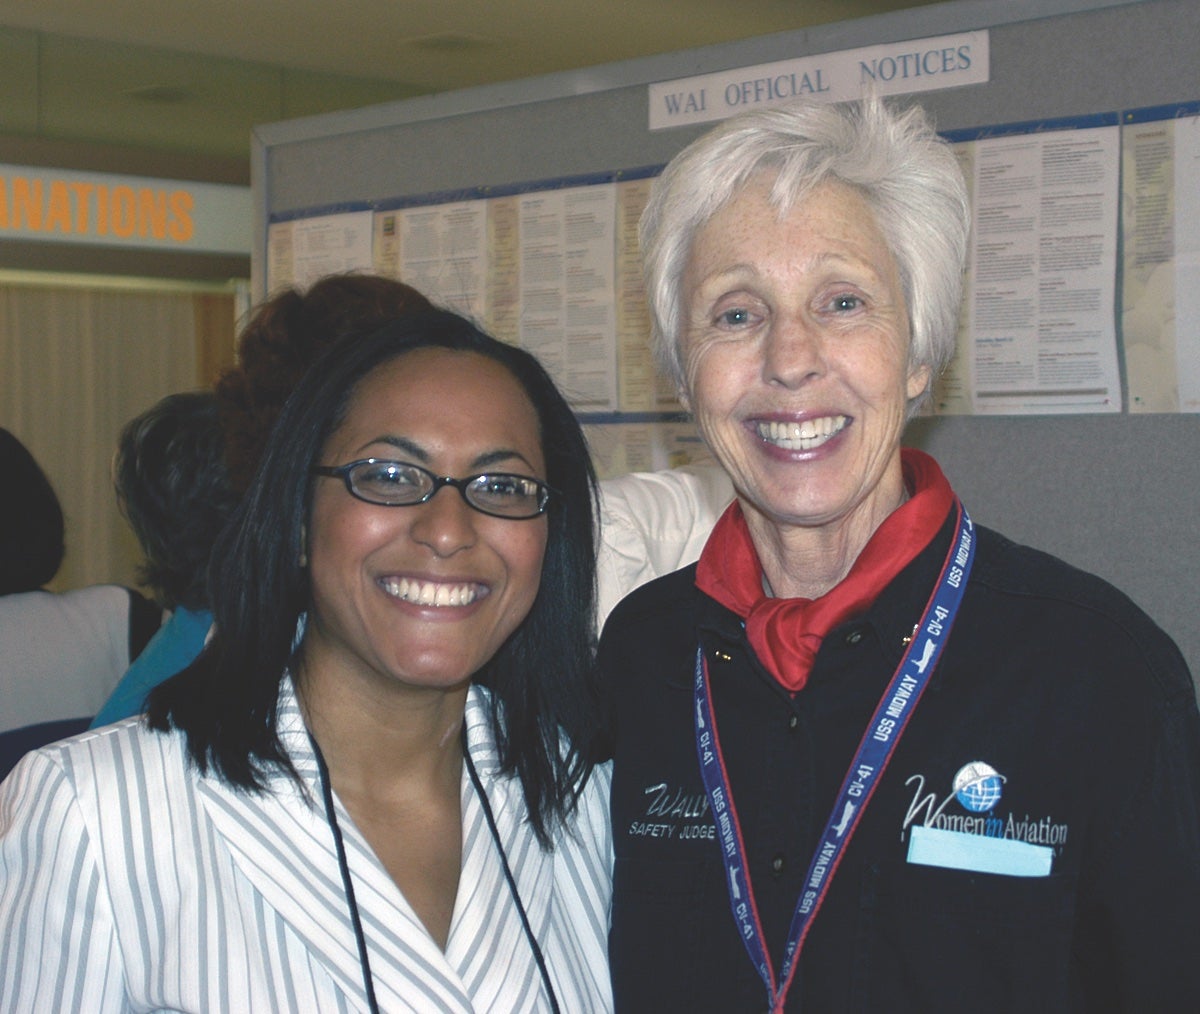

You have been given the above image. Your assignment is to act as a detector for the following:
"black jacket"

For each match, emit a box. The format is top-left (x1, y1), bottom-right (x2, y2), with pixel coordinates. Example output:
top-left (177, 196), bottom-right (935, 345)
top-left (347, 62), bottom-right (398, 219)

top-left (602, 515), bottom-right (1200, 1012)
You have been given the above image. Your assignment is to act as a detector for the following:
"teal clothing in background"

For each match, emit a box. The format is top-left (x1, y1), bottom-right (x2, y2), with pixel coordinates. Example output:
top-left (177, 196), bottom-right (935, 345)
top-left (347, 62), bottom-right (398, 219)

top-left (90, 607), bottom-right (212, 728)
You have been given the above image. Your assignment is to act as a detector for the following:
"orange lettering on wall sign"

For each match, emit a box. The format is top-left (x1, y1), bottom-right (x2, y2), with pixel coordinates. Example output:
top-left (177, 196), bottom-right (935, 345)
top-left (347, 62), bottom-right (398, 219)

top-left (169, 190), bottom-right (195, 242)
top-left (139, 188), bottom-right (167, 239)
top-left (1, 171), bottom-right (213, 247)
top-left (69, 182), bottom-right (94, 233)
top-left (45, 182), bottom-right (73, 233)
top-left (13, 178), bottom-right (43, 230)
top-left (111, 186), bottom-right (136, 238)
top-left (96, 185), bottom-right (110, 235)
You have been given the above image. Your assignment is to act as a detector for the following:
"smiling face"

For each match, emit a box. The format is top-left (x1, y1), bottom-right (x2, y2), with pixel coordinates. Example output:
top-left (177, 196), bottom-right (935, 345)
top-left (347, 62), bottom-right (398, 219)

top-left (680, 176), bottom-right (929, 557)
top-left (300, 347), bottom-right (548, 699)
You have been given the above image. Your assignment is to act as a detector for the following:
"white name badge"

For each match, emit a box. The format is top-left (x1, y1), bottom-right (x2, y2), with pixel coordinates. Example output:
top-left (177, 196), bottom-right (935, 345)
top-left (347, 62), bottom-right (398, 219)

top-left (907, 825), bottom-right (1053, 877)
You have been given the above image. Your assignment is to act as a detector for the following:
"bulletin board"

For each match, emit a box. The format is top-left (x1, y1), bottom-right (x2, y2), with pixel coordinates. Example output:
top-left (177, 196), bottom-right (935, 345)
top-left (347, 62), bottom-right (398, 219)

top-left (252, 0), bottom-right (1200, 686)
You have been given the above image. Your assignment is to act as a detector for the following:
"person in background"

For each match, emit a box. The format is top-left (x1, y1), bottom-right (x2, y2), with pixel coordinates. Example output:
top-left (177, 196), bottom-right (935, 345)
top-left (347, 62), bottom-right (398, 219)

top-left (0, 428), bottom-right (160, 745)
top-left (90, 392), bottom-right (237, 728)
top-left (92, 273), bottom-right (433, 726)
top-left (216, 273), bottom-right (435, 495)
top-left (0, 309), bottom-right (612, 1011)
top-left (0, 428), bottom-right (65, 598)
top-left (595, 462), bottom-right (732, 625)
top-left (602, 96), bottom-right (1200, 1011)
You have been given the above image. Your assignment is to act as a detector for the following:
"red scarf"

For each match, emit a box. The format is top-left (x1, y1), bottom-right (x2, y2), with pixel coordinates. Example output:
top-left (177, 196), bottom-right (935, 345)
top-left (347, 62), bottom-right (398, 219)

top-left (695, 448), bottom-right (954, 692)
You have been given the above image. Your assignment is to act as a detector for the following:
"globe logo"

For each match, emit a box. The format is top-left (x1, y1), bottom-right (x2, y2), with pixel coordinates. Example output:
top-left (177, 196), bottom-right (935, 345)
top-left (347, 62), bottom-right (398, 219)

top-left (953, 761), bottom-right (1005, 813)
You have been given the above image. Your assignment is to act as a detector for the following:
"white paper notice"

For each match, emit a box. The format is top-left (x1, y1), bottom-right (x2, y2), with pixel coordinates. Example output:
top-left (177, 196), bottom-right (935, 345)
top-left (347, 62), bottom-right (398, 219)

top-left (289, 211), bottom-right (374, 291)
top-left (266, 220), bottom-right (295, 292)
top-left (1124, 109), bottom-right (1200, 412)
top-left (615, 177), bottom-right (682, 412)
top-left (964, 124), bottom-right (1121, 413)
top-left (518, 185), bottom-right (618, 411)
top-left (583, 420), bottom-right (712, 478)
top-left (399, 201), bottom-right (487, 319)
top-left (1175, 115), bottom-right (1200, 410)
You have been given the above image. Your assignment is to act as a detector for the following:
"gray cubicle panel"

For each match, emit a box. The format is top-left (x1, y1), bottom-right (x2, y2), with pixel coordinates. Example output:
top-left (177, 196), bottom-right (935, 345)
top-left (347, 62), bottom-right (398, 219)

top-left (253, 0), bottom-right (1200, 687)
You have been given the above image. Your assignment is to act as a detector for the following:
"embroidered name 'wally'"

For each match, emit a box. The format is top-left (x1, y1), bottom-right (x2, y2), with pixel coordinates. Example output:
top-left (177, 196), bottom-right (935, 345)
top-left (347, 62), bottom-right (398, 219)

top-left (627, 781), bottom-right (714, 841)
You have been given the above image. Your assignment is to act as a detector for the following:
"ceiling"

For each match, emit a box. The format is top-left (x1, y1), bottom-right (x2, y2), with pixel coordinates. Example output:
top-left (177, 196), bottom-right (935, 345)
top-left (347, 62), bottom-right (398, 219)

top-left (0, 0), bottom-right (941, 173)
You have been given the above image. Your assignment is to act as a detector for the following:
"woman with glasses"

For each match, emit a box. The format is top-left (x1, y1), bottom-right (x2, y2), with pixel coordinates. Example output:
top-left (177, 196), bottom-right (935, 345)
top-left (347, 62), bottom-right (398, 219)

top-left (0, 309), bottom-right (612, 1012)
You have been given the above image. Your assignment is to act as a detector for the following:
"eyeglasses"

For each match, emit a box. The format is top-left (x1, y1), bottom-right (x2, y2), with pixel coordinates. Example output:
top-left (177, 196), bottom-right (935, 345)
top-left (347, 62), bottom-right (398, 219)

top-left (311, 458), bottom-right (554, 519)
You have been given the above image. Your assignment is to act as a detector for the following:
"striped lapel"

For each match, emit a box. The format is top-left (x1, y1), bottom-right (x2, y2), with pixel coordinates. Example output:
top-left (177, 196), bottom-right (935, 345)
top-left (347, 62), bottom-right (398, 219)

top-left (446, 688), bottom-right (556, 1009)
top-left (197, 678), bottom-right (477, 1012)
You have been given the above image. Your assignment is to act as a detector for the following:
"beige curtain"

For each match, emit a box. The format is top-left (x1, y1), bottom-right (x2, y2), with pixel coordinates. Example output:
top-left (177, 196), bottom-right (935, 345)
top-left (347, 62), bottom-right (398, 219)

top-left (0, 283), bottom-right (231, 594)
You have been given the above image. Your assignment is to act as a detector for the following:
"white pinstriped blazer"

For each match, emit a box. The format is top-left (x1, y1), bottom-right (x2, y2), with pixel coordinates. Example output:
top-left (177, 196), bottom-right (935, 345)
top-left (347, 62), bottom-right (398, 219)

top-left (0, 680), bottom-right (613, 1012)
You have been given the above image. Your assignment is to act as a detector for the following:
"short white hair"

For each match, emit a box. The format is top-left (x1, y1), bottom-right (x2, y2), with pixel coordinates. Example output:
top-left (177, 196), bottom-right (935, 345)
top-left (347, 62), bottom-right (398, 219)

top-left (639, 96), bottom-right (970, 414)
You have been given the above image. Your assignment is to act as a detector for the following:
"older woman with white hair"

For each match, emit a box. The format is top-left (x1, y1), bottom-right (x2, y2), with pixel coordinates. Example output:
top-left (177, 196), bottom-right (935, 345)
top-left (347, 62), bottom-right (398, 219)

top-left (601, 97), bottom-right (1200, 1012)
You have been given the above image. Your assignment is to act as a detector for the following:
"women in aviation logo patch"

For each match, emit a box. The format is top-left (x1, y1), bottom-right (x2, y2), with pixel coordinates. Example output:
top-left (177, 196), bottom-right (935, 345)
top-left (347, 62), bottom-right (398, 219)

top-left (952, 761), bottom-right (1006, 813)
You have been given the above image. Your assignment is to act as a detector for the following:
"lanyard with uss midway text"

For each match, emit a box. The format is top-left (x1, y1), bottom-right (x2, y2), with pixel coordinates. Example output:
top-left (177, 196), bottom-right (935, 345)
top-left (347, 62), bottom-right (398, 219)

top-left (693, 500), bottom-right (975, 1013)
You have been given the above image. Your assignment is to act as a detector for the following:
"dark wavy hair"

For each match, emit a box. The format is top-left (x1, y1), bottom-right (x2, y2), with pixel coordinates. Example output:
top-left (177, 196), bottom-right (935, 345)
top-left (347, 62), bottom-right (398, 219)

top-left (0, 428), bottom-right (65, 595)
top-left (216, 273), bottom-right (432, 493)
top-left (148, 308), bottom-right (601, 847)
top-left (113, 391), bottom-right (238, 611)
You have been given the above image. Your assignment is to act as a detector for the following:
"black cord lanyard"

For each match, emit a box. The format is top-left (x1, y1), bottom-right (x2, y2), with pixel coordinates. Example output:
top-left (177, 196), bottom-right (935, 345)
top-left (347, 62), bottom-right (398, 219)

top-left (461, 727), bottom-right (561, 1014)
top-left (310, 729), bottom-right (560, 1014)
top-left (311, 735), bottom-right (381, 1014)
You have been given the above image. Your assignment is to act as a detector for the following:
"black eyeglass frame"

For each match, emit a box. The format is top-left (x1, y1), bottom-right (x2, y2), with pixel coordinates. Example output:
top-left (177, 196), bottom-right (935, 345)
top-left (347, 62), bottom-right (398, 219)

top-left (311, 458), bottom-right (555, 520)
